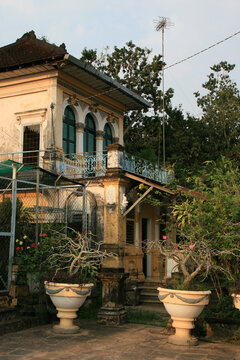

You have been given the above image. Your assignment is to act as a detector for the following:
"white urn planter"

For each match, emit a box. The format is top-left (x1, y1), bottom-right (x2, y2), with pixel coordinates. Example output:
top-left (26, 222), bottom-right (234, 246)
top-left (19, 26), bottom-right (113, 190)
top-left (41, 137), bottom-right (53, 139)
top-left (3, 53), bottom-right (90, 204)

top-left (232, 293), bottom-right (240, 310)
top-left (158, 287), bottom-right (211, 346)
top-left (45, 281), bottom-right (94, 333)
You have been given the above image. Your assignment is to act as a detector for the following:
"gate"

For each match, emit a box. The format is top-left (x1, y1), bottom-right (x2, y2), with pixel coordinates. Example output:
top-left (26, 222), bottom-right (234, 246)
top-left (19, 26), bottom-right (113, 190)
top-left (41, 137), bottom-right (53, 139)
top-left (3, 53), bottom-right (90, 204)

top-left (0, 165), bottom-right (17, 293)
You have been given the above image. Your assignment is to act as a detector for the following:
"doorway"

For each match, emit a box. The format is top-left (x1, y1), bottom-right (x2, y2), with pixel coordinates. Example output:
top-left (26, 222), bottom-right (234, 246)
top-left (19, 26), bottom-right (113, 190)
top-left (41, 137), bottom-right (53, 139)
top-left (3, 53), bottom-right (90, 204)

top-left (142, 218), bottom-right (151, 279)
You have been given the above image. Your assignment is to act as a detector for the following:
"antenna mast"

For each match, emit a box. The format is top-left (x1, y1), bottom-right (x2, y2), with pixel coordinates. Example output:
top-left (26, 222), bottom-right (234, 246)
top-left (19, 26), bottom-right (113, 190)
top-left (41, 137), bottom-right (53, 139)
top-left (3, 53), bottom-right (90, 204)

top-left (155, 17), bottom-right (173, 168)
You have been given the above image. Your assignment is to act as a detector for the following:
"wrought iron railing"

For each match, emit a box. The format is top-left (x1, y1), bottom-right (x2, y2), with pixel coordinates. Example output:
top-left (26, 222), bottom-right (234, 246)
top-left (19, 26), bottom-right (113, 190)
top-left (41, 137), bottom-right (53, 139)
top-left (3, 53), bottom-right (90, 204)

top-left (123, 153), bottom-right (174, 184)
top-left (0, 150), bottom-right (174, 183)
top-left (57, 152), bottom-right (108, 178)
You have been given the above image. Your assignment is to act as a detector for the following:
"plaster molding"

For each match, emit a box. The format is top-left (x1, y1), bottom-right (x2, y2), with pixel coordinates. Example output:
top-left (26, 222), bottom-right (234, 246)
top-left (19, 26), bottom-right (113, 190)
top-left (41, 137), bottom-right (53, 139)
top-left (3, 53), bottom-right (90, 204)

top-left (96, 130), bottom-right (104, 139)
top-left (67, 94), bottom-right (80, 106)
top-left (15, 108), bottom-right (47, 124)
top-left (76, 122), bottom-right (85, 130)
top-left (106, 113), bottom-right (118, 125)
top-left (89, 103), bottom-right (99, 113)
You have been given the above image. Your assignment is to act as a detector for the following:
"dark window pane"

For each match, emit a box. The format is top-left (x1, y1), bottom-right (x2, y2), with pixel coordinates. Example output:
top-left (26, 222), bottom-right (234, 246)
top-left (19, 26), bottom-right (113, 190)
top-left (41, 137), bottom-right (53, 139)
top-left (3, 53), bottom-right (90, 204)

top-left (69, 126), bottom-right (75, 141)
top-left (63, 106), bottom-right (76, 154)
top-left (103, 123), bottom-right (113, 150)
top-left (84, 114), bottom-right (96, 152)
top-left (126, 220), bottom-right (134, 245)
top-left (69, 142), bottom-right (75, 154)
top-left (63, 140), bottom-right (68, 154)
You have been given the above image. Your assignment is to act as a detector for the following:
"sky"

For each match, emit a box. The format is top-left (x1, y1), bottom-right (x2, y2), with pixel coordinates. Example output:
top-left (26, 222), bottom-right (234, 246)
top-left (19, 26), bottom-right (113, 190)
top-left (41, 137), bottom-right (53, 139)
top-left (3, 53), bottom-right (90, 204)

top-left (0, 0), bottom-right (239, 117)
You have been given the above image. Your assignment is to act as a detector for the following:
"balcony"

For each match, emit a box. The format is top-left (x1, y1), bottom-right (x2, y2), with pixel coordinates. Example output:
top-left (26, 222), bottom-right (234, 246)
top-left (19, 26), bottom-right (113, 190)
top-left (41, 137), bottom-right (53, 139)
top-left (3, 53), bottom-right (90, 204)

top-left (0, 149), bottom-right (174, 184)
top-left (123, 153), bottom-right (173, 184)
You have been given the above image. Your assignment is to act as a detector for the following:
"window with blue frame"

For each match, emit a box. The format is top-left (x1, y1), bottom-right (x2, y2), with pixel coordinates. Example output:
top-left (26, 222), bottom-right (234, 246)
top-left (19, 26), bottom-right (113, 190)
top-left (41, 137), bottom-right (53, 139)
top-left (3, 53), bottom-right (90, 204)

top-left (84, 114), bottom-right (96, 153)
top-left (103, 123), bottom-right (113, 151)
top-left (63, 106), bottom-right (76, 154)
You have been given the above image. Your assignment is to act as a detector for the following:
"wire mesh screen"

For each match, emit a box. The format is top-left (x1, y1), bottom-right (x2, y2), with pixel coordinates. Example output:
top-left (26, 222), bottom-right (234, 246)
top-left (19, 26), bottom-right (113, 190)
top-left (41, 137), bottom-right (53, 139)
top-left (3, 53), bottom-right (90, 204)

top-left (38, 187), bottom-right (87, 235)
top-left (0, 172), bottom-right (86, 292)
top-left (0, 236), bottom-right (10, 292)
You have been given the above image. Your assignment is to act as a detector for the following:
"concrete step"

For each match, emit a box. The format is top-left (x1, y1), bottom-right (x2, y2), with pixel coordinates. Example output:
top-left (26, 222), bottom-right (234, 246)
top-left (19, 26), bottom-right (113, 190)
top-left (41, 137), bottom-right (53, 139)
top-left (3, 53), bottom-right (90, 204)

top-left (137, 280), bottom-right (163, 306)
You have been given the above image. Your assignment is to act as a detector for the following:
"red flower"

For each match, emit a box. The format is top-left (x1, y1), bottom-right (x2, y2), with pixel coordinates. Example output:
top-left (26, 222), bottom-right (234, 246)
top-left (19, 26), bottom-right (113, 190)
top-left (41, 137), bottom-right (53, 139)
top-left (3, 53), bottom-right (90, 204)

top-left (16, 247), bottom-right (20, 251)
top-left (42, 233), bottom-right (47, 237)
top-left (162, 235), bottom-right (168, 240)
top-left (20, 247), bottom-right (23, 250)
top-left (31, 243), bottom-right (36, 248)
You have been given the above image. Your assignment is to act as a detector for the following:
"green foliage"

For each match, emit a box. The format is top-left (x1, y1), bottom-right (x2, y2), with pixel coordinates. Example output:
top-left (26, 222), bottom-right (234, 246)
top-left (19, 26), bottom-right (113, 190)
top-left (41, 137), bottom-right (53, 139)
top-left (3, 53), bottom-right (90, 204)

top-left (202, 294), bottom-right (240, 320)
top-left (17, 234), bottom-right (57, 286)
top-left (195, 61), bottom-right (240, 161)
top-left (171, 157), bottom-right (240, 286)
top-left (0, 198), bottom-right (34, 239)
top-left (81, 47), bottom-right (239, 180)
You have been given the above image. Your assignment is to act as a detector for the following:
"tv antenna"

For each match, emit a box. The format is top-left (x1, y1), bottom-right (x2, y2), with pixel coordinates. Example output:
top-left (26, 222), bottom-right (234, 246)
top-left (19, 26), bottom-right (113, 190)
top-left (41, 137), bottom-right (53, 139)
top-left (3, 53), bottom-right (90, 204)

top-left (155, 17), bottom-right (173, 167)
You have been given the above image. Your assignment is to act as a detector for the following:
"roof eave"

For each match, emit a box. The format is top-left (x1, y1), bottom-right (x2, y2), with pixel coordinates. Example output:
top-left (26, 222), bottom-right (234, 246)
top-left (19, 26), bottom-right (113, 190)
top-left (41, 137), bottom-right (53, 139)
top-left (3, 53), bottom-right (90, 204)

top-left (63, 54), bottom-right (151, 110)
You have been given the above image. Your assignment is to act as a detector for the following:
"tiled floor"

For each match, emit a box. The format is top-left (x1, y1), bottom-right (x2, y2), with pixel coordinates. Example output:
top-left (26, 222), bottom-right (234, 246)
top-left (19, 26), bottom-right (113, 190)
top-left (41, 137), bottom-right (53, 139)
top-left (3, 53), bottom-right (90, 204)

top-left (0, 319), bottom-right (239, 360)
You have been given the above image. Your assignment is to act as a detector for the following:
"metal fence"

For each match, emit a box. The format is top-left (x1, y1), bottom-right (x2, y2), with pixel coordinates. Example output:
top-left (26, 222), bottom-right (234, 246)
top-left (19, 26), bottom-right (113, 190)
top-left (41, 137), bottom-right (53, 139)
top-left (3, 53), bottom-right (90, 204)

top-left (0, 165), bottom-right (87, 293)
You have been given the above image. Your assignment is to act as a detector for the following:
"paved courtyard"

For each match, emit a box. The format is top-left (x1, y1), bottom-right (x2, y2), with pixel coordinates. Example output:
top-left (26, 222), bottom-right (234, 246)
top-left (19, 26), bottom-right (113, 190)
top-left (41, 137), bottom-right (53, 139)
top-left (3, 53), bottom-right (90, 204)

top-left (0, 319), bottom-right (239, 360)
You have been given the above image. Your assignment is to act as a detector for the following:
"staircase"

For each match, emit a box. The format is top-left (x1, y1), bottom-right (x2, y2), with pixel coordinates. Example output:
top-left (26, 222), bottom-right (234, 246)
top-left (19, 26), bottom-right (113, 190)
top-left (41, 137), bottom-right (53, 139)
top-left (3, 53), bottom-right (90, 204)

top-left (138, 280), bottom-right (165, 305)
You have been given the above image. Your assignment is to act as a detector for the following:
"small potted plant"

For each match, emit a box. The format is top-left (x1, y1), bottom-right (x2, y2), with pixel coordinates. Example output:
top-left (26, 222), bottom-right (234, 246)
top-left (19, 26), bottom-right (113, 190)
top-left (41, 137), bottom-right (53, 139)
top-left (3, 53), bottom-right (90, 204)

top-left (44, 229), bottom-right (116, 334)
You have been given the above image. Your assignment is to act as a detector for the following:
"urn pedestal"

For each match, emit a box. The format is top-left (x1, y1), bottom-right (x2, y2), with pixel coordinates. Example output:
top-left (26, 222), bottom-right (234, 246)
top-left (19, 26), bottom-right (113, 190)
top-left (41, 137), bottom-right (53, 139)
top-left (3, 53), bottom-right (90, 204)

top-left (158, 287), bottom-right (211, 346)
top-left (45, 281), bottom-right (93, 333)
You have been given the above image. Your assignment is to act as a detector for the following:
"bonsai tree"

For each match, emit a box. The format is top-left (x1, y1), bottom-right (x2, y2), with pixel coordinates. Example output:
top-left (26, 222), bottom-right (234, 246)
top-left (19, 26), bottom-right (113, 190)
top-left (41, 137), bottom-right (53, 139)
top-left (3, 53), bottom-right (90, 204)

top-left (45, 229), bottom-right (117, 284)
top-left (147, 157), bottom-right (240, 289)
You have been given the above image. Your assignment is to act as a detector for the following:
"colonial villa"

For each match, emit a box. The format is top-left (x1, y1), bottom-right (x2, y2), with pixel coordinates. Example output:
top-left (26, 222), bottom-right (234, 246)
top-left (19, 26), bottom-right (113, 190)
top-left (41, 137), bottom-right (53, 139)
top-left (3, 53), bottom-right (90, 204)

top-left (0, 32), bottom-right (176, 314)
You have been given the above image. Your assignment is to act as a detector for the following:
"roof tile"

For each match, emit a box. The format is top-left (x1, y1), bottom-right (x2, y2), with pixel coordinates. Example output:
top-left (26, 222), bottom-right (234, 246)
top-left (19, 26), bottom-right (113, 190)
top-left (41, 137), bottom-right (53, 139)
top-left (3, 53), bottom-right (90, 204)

top-left (0, 31), bottom-right (67, 71)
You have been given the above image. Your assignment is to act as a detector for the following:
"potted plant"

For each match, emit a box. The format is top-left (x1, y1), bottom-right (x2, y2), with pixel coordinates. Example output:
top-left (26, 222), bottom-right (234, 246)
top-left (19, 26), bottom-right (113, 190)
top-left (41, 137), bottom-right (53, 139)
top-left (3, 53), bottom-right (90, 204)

top-left (43, 229), bottom-right (116, 334)
top-left (147, 158), bottom-right (240, 345)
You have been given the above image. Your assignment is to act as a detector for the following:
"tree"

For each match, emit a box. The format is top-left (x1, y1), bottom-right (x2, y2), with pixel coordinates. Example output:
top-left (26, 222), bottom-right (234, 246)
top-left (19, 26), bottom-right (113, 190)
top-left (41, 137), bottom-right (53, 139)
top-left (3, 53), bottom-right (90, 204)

top-left (165, 107), bottom-right (209, 182)
top-left (195, 61), bottom-right (240, 161)
top-left (146, 157), bottom-right (240, 288)
top-left (81, 42), bottom-right (174, 161)
top-left (171, 157), bottom-right (240, 287)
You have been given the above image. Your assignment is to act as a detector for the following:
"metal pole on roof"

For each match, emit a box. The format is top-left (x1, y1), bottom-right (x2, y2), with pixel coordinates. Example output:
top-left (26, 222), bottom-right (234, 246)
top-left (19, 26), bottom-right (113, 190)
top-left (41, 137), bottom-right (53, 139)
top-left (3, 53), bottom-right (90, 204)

top-left (155, 17), bottom-right (173, 168)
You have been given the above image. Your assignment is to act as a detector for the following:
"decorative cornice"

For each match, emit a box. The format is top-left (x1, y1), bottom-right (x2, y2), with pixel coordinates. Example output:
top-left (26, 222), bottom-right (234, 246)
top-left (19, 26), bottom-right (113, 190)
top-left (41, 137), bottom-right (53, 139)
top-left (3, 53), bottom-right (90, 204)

top-left (99, 110), bottom-right (108, 119)
top-left (57, 79), bottom-right (123, 116)
top-left (89, 103), bottom-right (99, 113)
top-left (107, 113), bottom-right (118, 124)
top-left (67, 94), bottom-right (80, 106)
top-left (15, 108), bottom-right (47, 124)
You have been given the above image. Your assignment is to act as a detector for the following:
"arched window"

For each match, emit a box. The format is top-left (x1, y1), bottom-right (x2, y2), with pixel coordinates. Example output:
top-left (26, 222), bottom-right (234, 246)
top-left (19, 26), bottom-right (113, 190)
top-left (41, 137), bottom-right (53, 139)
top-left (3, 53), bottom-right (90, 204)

top-left (84, 114), bottom-right (96, 153)
top-left (63, 106), bottom-right (76, 154)
top-left (103, 123), bottom-right (113, 151)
